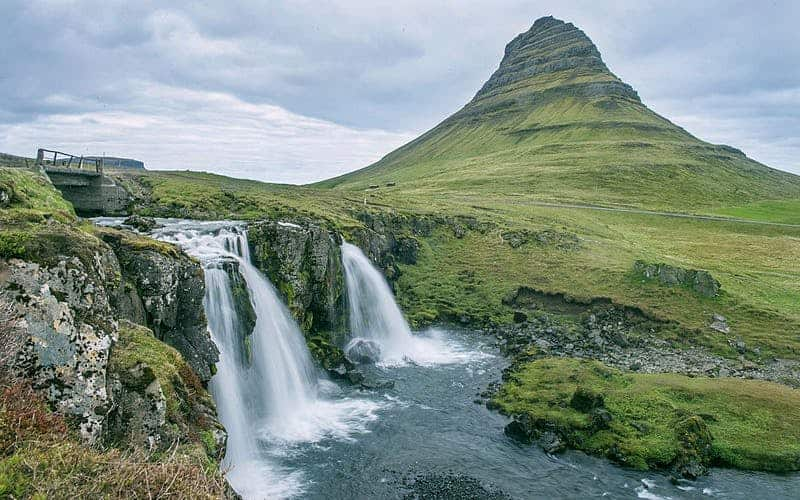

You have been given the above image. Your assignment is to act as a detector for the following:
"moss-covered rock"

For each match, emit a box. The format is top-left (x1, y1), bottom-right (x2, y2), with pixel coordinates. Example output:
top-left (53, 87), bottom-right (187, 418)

top-left (105, 321), bottom-right (226, 458)
top-left (1, 234), bottom-right (121, 442)
top-left (248, 219), bottom-right (347, 341)
top-left (494, 357), bottom-right (800, 474)
top-left (633, 260), bottom-right (721, 298)
top-left (221, 258), bottom-right (256, 365)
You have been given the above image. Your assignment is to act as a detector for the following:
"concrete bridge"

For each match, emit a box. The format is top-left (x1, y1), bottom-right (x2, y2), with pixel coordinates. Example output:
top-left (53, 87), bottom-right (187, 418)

top-left (37, 148), bottom-right (130, 215)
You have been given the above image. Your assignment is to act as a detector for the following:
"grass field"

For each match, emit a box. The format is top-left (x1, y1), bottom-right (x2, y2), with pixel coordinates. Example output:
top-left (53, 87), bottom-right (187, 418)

top-left (493, 357), bottom-right (800, 472)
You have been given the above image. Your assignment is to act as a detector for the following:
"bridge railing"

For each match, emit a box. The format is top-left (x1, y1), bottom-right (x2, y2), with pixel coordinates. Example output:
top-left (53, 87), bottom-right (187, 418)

top-left (36, 148), bottom-right (103, 174)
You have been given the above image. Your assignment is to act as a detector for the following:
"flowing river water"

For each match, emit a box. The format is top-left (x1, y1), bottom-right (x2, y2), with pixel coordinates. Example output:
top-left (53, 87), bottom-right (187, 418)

top-left (96, 219), bottom-right (799, 499)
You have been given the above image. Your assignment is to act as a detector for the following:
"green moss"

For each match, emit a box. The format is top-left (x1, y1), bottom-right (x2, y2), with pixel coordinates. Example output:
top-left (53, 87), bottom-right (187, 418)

top-left (0, 167), bottom-right (75, 219)
top-left (199, 430), bottom-right (218, 457)
top-left (493, 357), bottom-right (800, 472)
top-left (0, 231), bottom-right (30, 258)
top-left (92, 225), bottom-right (182, 258)
top-left (109, 321), bottom-right (215, 445)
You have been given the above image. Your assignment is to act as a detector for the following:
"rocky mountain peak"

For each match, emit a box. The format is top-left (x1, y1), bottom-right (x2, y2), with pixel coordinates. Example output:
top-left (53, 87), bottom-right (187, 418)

top-left (472, 16), bottom-right (637, 103)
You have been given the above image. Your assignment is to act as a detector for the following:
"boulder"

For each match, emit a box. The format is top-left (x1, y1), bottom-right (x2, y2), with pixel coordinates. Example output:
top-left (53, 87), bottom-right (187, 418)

top-left (710, 313), bottom-right (730, 334)
top-left (633, 260), bottom-right (720, 298)
top-left (539, 430), bottom-right (566, 454)
top-left (590, 407), bottom-right (613, 431)
top-left (674, 415), bottom-right (714, 478)
top-left (123, 215), bottom-right (161, 233)
top-left (0, 184), bottom-right (10, 207)
top-left (345, 338), bottom-right (383, 364)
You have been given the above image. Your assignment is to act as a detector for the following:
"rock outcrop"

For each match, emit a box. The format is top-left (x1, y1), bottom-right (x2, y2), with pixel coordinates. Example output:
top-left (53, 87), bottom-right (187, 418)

top-left (1, 223), bottom-right (224, 451)
top-left (633, 260), bottom-right (721, 298)
top-left (1, 242), bottom-right (120, 443)
top-left (248, 220), bottom-right (346, 336)
top-left (349, 210), bottom-right (493, 282)
top-left (105, 321), bottom-right (226, 457)
top-left (98, 228), bottom-right (218, 381)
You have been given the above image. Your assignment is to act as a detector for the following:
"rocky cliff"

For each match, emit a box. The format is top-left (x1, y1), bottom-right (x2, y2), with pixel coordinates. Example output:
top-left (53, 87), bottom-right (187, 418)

top-left (97, 227), bottom-right (219, 381)
top-left (248, 220), bottom-right (346, 336)
top-left (0, 193), bottom-right (223, 458)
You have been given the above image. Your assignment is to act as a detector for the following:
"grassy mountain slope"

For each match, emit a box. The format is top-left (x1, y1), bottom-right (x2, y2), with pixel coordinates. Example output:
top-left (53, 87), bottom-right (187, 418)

top-left (317, 17), bottom-right (800, 212)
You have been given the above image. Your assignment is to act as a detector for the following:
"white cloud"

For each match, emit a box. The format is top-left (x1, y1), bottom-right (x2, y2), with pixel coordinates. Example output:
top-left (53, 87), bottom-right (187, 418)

top-left (0, 82), bottom-right (415, 184)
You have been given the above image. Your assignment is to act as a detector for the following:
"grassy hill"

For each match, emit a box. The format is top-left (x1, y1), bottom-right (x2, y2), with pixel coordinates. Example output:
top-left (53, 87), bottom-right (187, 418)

top-left (316, 17), bottom-right (800, 212)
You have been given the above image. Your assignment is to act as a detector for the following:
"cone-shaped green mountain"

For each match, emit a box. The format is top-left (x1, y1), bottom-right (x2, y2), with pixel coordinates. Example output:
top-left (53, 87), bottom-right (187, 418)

top-left (316, 16), bottom-right (800, 210)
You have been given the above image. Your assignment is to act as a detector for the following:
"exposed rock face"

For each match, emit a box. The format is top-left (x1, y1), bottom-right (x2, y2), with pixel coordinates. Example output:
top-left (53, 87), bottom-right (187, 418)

top-left (99, 230), bottom-right (218, 381)
top-left (349, 210), bottom-right (493, 283)
top-left (248, 220), bottom-right (346, 336)
top-left (1, 247), bottom-right (120, 443)
top-left (105, 321), bottom-right (226, 457)
top-left (470, 16), bottom-right (639, 111)
top-left (634, 260), bottom-right (721, 298)
top-left (220, 258), bottom-right (256, 365)
top-left (500, 228), bottom-right (581, 250)
top-left (247, 220), bottom-right (367, 381)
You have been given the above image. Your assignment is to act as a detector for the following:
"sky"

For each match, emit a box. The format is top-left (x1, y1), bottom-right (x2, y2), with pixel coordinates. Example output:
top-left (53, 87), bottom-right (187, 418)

top-left (1, 0), bottom-right (798, 183)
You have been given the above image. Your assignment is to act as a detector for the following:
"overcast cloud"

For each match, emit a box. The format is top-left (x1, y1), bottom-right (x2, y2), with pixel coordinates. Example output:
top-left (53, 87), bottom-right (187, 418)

top-left (1, 0), bottom-right (798, 182)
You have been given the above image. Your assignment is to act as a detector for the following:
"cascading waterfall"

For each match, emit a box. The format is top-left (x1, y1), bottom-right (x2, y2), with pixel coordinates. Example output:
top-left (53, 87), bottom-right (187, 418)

top-left (152, 222), bottom-right (380, 499)
top-left (341, 241), bottom-right (471, 366)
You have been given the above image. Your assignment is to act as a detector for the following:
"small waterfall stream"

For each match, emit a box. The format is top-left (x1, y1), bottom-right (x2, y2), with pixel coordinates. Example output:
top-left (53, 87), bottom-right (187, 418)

top-left (341, 241), bottom-right (470, 366)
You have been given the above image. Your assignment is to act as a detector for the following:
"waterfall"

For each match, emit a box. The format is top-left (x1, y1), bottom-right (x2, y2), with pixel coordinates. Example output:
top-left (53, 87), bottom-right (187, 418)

top-left (341, 241), bottom-right (468, 366)
top-left (152, 222), bottom-right (380, 499)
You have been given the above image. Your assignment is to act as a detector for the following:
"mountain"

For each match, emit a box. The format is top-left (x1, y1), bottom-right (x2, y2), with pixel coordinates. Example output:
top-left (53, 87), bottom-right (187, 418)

top-left (85, 156), bottom-right (145, 169)
top-left (316, 16), bottom-right (800, 210)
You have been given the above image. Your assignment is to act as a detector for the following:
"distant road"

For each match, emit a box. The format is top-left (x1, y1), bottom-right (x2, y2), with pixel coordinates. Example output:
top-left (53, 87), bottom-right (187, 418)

top-left (512, 200), bottom-right (800, 228)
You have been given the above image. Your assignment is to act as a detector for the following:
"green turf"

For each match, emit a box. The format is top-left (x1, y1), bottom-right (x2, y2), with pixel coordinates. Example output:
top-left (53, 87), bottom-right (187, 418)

top-left (493, 357), bottom-right (800, 472)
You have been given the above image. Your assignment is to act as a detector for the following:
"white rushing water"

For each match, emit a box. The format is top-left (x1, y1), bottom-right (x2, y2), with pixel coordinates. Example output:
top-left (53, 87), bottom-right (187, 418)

top-left (150, 221), bottom-right (381, 499)
top-left (341, 241), bottom-right (472, 366)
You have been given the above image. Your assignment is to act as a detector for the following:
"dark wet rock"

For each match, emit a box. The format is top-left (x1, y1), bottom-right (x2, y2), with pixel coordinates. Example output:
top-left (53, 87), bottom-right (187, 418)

top-left (634, 260), bottom-right (721, 298)
top-left (360, 377), bottom-right (395, 390)
top-left (123, 214), bottom-right (161, 233)
top-left (513, 311), bottom-right (528, 323)
top-left (402, 472), bottom-right (512, 500)
top-left (345, 338), bottom-right (383, 364)
top-left (590, 408), bottom-right (613, 431)
top-left (347, 370), bottom-right (365, 385)
top-left (539, 430), bottom-right (565, 454)
top-left (219, 259), bottom-right (256, 365)
top-left (100, 229), bottom-right (218, 382)
top-left (570, 386), bottom-right (605, 413)
top-left (504, 418), bottom-right (533, 444)
top-left (331, 363), bottom-right (349, 377)
top-left (248, 220), bottom-right (346, 338)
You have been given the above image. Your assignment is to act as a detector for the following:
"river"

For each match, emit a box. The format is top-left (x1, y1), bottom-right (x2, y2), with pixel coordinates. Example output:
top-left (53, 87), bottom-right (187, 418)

top-left (94, 218), bottom-right (799, 499)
